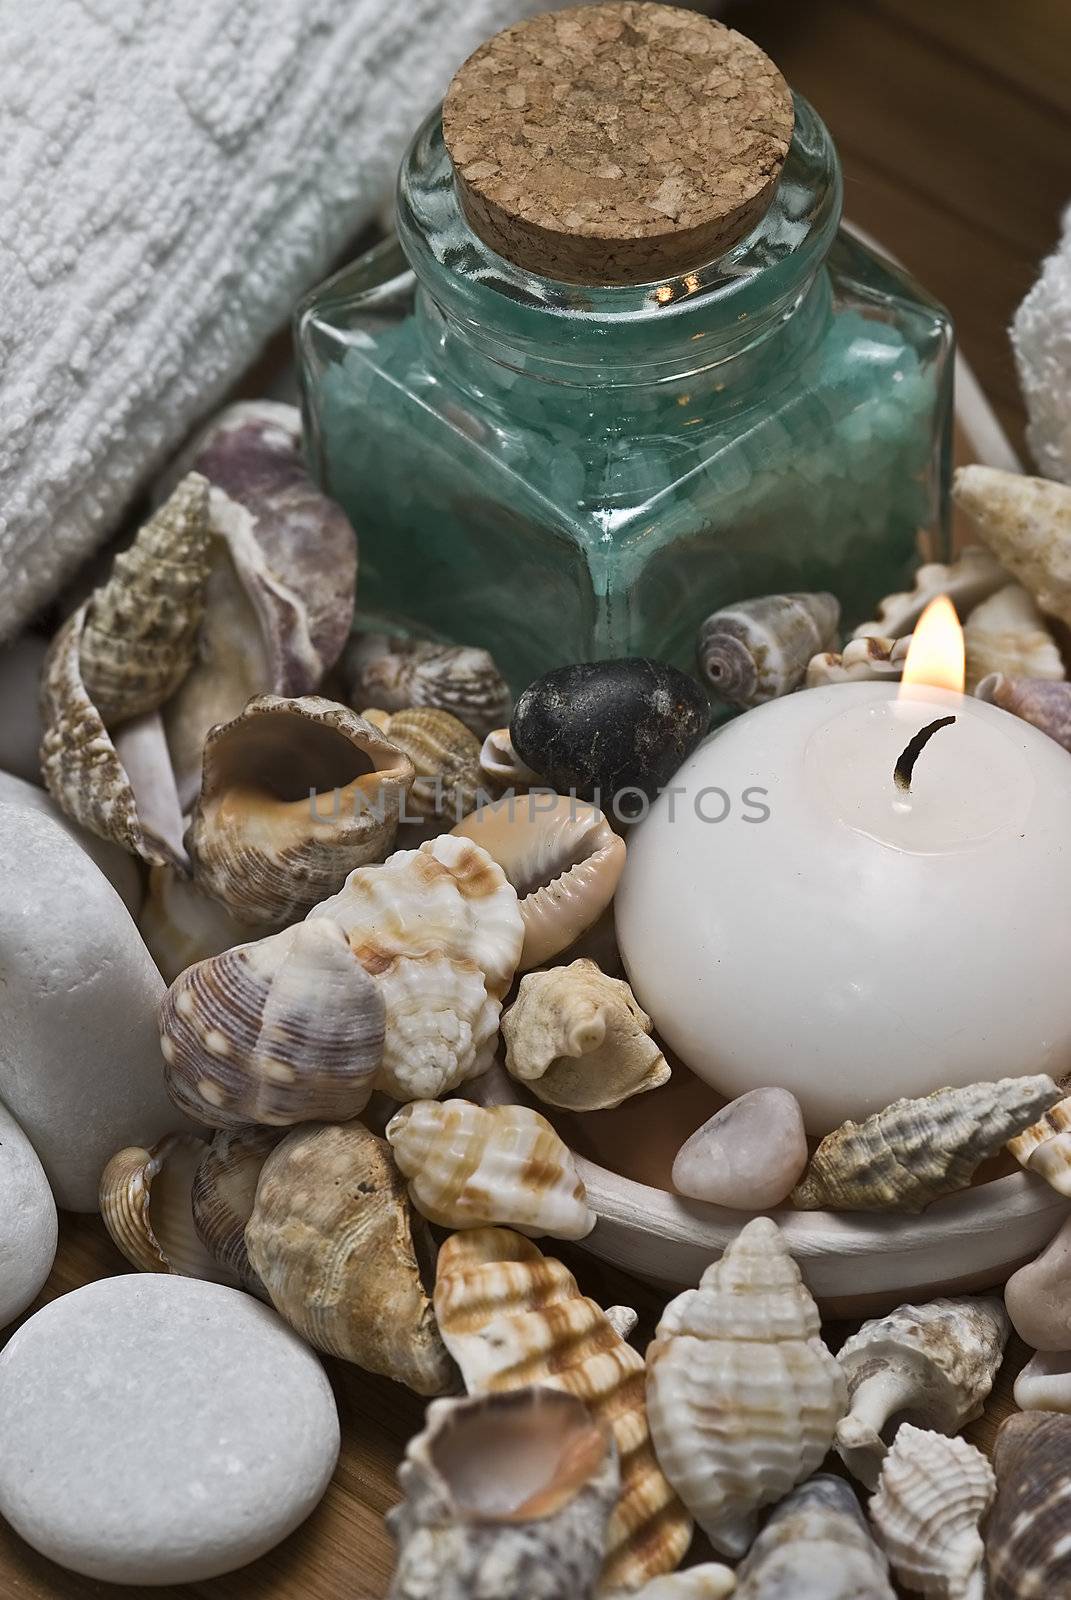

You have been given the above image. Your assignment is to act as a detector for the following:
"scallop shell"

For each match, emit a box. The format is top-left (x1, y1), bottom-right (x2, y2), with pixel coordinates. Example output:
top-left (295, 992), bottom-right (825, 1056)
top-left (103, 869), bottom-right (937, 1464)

top-left (790, 1075), bottom-right (1062, 1213)
top-left (345, 632), bottom-right (512, 740)
top-left (985, 1411), bottom-right (1071, 1600)
top-left (1007, 1094), bottom-right (1071, 1196)
top-left (646, 1216), bottom-right (846, 1559)
top-left (245, 1119), bottom-right (455, 1395)
top-left (869, 1423), bottom-right (994, 1600)
top-left (962, 582), bottom-right (1065, 692)
top-left (805, 634), bottom-right (911, 688)
top-left (975, 672), bottom-right (1071, 752)
top-left (191, 1127), bottom-right (283, 1294)
top-left (159, 917), bottom-right (385, 1128)
top-left (852, 545), bottom-right (1010, 640)
top-left (697, 593), bottom-right (841, 707)
top-left (953, 465), bottom-right (1071, 627)
top-left (99, 1133), bottom-right (236, 1284)
top-left (386, 1100), bottom-right (595, 1241)
top-left (451, 794), bottom-right (626, 970)
top-left (79, 474), bottom-right (212, 727)
top-left (733, 1476), bottom-right (895, 1600)
top-left (140, 865), bottom-right (262, 984)
top-left (502, 959), bottom-right (670, 1113)
top-left (622, 1568), bottom-right (737, 1600)
top-left (186, 694), bottom-right (415, 926)
top-left (434, 1226), bottom-right (692, 1593)
top-left (362, 706), bottom-right (486, 826)
top-left (480, 726), bottom-right (541, 791)
top-left (834, 1296), bottom-right (1009, 1490)
top-left (387, 1387), bottom-right (619, 1600)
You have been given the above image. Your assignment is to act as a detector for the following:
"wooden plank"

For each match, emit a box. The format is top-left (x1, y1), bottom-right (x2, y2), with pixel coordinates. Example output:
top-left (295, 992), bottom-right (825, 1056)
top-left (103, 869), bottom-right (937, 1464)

top-left (874, 0), bottom-right (1071, 118)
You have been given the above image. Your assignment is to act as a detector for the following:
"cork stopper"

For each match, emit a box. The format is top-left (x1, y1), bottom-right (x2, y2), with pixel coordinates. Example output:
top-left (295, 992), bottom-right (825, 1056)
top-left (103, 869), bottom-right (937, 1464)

top-left (442, 2), bottom-right (795, 286)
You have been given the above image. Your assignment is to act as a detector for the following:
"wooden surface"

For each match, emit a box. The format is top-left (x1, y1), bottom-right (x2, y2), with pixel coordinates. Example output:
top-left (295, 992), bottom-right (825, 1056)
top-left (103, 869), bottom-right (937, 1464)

top-left (3, 1), bottom-right (1070, 1595)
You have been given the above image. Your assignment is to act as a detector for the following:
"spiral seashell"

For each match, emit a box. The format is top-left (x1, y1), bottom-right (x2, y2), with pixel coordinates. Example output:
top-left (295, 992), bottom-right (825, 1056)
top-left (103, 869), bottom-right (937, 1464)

top-left (697, 593), bottom-right (840, 708)
top-left (186, 694), bottom-right (415, 926)
top-left (245, 1120), bottom-right (455, 1395)
top-left (479, 726), bottom-right (541, 791)
top-left (362, 706), bottom-right (486, 826)
top-left (344, 632), bottom-right (512, 739)
top-left (375, 950), bottom-right (504, 1102)
top-left (834, 1296), bottom-right (1009, 1490)
top-left (140, 865), bottom-right (262, 985)
top-left (434, 1226), bottom-right (692, 1592)
top-left (985, 1411), bottom-right (1071, 1600)
top-left (99, 1134), bottom-right (236, 1284)
top-left (451, 794), bottom-right (626, 971)
top-left (191, 1127), bottom-right (284, 1295)
top-left (622, 1568), bottom-right (737, 1600)
top-left (962, 582), bottom-right (1065, 692)
top-left (160, 918), bottom-right (385, 1129)
top-left (733, 1476), bottom-right (895, 1600)
top-left (387, 1387), bottom-right (619, 1600)
top-left (805, 633), bottom-right (911, 688)
top-left (852, 545), bottom-right (1010, 640)
top-left (386, 1100), bottom-right (595, 1241)
top-left (790, 1074), bottom-right (1063, 1213)
top-left (954, 464), bottom-right (1071, 627)
top-left (869, 1424), bottom-right (994, 1600)
top-left (646, 1216), bottom-right (846, 1558)
top-left (502, 958), bottom-right (670, 1113)
top-left (1007, 1094), bottom-right (1071, 1195)
top-left (975, 672), bottom-right (1071, 752)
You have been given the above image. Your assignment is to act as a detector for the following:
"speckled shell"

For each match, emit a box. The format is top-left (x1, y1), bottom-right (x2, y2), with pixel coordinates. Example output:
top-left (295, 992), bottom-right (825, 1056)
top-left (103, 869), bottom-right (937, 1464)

top-left (791, 1075), bottom-right (1062, 1213)
top-left (245, 1120), bottom-right (455, 1395)
top-left (953, 465), bottom-right (1071, 627)
top-left (451, 795), bottom-right (626, 970)
top-left (697, 593), bottom-right (840, 707)
top-left (962, 582), bottom-right (1065, 692)
top-left (345, 632), bottom-right (512, 740)
top-left (387, 1387), bottom-right (619, 1600)
top-left (805, 633), bottom-right (911, 688)
top-left (99, 1133), bottom-right (236, 1284)
top-left (160, 917), bottom-right (385, 1128)
top-left (140, 865), bottom-right (262, 984)
top-left (646, 1217), bottom-right (846, 1559)
top-left (621, 1567), bottom-right (737, 1600)
top-left (480, 726), bottom-right (541, 791)
top-left (502, 959), bottom-right (670, 1112)
top-left (852, 546), bottom-right (1009, 640)
top-left (976, 672), bottom-right (1071, 752)
top-left (733, 1476), bottom-right (895, 1600)
top-left (191, 1127), bottom-right (283, 1295)
top-left (870, 1424), bottom-right (994, 1600)
top-left (986, 1412), bottom-right (1071, 1600)
top-left (434, 1227), bottom-right (692, 1593)
top-left (1008, 1094), bottom-right (1071, 1196)
top-left (362, 706), bottom-right (486, 825)
top-left (834, 1296), bottom-right (1009, 1490)
top-left (386, 1099), bottom-right (595, 1241)
top-left (186, 694), bottom-right (415, 926)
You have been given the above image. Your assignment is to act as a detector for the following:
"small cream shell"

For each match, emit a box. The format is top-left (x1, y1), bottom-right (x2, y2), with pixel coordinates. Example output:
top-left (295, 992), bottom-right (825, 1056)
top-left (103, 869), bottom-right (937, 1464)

top-left (806, 634), bottom-right (911, 687)
top-left (99, 1134), bottom-right (236, 1284)
top-left (1007, 1095), bottom-right (1071, 1196)
top-left (852, 545), bottom-right (1010, 640)
top-left (479, 726), bottom-right (541, 791)
top-left (870, 1423), bottom-right (994, 1600)
top-left (963, 582), bottom-right (1064, 692)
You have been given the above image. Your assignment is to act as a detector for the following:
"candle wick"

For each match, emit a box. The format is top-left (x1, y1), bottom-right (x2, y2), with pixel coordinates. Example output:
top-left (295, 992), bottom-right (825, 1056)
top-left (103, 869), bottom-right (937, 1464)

top-left (893, 715), bottom-right (957, 792)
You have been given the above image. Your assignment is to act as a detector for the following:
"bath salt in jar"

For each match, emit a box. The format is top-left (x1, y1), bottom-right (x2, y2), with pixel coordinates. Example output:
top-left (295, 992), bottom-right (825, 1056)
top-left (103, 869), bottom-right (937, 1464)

top-left (297, 2), bottom-right (953, 696)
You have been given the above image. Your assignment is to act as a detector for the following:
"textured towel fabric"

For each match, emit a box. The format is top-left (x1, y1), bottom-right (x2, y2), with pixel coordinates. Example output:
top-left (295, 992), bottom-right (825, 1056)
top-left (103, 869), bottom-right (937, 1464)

top-left (1013, 203), bottom-right (1071, 485)
top-left (0, 0), bottom-right (548, 643)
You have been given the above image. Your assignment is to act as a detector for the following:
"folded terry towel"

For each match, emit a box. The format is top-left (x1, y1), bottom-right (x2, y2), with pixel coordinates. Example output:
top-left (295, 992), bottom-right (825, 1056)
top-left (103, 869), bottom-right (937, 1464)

top-left (0, 0), bottom-right (548, 642)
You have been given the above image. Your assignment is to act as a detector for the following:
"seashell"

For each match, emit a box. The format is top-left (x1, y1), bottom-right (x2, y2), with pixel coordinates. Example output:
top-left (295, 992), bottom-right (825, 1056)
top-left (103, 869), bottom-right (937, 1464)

top-left (434, 1226), bottom-right (692, 1592)
top-left (852, 545), bottom-right (1010, 640)
top-left (953, 465), bottom-right (1071, 627)
top-left (985, 1411), bottom-right (1071, 1600)
top-left (622, 1568), bottom-right (737, 1600)
top-left (671, 1088), bottom-right (808, 1211)
top-left (1004, 1212), bottom-right (1071, 1350)
top-left (344, 633), bottom-right (511, 740)
top-left (1012, 1349), bottom-right (1071, 1413)
top-left (452, 794), bottom-right (626, 970)
top-left (869, 1423), bottom-right (994, 1600)
top-left (386, 1386), bottom-right (619, 1600)
top-left (186, 694), bottom-right (415, 926)
top-left (99, 1133), bottom-right (236, 1284)
top-left (805, 633), bottom-right (911, 688)
top-left (733, 1475), bottom-right (895, 1600)
top-left (697, 593), bottom-right (840, 707)
top-left (646, 1216), bottom-right (846, 1558)
top-left (1007, 1094), bottom-right (1071, 1195)
top-left (245, 1120), bottom-right (455, 1395)
top-left (386, 1100), bottom-right (595, 1241)
top-left (140, 865), bottom-right (262, 985)
top-left (79, 474), bottom-right (212, 727)
top-left (834, 1295), bottom-right (1009, 1490)
top-left (191, 1127), bottom-right (284, 1295)
top-left (975, 672), bottom-right (1071, 751)
top-left (605, 1305), bottom-right (639, 1343)
top-left (962, 582), bottom-right (1064, 692)
top-left (790, 1074), bottom-right (1062, 1213)
top-left (362, 706), bottom-right (486, 825)
top-left (480, 726), bottom-right (541, 791)
top-left (160, 917), bottom-right (385, 1129)
top-left (502, 959), bottom-right (670, 1113)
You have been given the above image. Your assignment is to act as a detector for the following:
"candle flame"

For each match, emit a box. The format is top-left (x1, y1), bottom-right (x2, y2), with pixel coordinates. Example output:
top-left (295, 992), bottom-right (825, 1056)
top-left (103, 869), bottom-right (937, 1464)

top-left (899, 595), bottom-right (965, 696)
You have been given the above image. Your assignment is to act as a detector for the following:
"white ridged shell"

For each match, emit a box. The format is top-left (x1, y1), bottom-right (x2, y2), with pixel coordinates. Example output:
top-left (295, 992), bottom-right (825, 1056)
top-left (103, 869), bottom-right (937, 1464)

top-left (870, 1423), bottom-right (994, 1600)
top-left (852, 546), bottom-right (1010, 639)
top-left (963, 583), bottom-right (1064, 692)
top-left (953, 465), bottom-right (1071, 627)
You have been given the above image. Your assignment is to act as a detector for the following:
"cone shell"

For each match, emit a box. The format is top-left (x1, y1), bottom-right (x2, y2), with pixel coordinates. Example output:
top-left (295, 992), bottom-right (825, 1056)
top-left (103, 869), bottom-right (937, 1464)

top-left (805, 633), bottom-right (911, 688)
top-left (387, 1387), bottom-right (619, 1600)
top-left (975, 673), bottom-right (1071, 751)
top-left (191, 1127), bottom-right (284, 1294)
top-left (345, 632), bottom-right (511, 739)
top-left (986, 1411), bottom-right (1071, 1600)
top-left (646, 1216), bottom-right (846, 1559)
top-left (452, 795), bottom-right (626, 971)
top-left (870, 1424), bottom-right (994, 1600)
top-left (245, 1120), bottom-right (454, 1395)
top-left (953, 465), bottom-right (1071, 627)
top-left (480, 726), bottom-right (541, 791)
top-left (99, 1133), bottom-right (236, 1284)
top-left (733, 1476), bottom-right (895, 1600)
top-left (434, 1226), bottom-right (692, 1593)
top-left (386, 1100), bottom-right (595, 1241)
top-left (790, 1075), bottom-right (1062, 1213)
top-left (962, 582), bottom-right (1064, 692)
top-left (502, 959), bottom-right (670, 1113)
top-left (697, 593), bottom-right (840, 707)
top-left (160, 918), bottom-right (385, 1129)
top-left (852, 545), bottom-right (1010, 640)
top-left (1007, 1094), bottom-right (1071, 1196)
top-left (140, 865), bottom-right (262, 985)
top-left (834, 1296), bottom-right (1009, 1490)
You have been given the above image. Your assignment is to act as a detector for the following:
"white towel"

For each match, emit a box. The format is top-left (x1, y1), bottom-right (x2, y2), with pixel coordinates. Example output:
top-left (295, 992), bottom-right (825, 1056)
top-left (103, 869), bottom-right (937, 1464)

top-left (0, 0), bottom-right (548, 643)
top-left (1013, 203), bottom-right (1071, 485)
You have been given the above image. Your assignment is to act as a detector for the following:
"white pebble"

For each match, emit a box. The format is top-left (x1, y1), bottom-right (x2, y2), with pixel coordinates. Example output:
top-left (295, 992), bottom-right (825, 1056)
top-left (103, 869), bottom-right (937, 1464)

top-left (672, 1087), bottom-right (808, 1210)
top-left (0, 1101), bottom-right (57, 1329)
top-left (1013, 1349), bottom-right (1071, 1414)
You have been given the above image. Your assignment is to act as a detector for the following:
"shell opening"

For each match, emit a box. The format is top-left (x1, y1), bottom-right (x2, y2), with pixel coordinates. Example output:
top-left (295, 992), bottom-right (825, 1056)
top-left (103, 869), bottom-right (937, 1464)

top-left (209, 712), bottom-right (380, 802)
top-left (429, 1398), bottom-right (609, 1522)
top-left (510, 824), bottom-right (601, 899)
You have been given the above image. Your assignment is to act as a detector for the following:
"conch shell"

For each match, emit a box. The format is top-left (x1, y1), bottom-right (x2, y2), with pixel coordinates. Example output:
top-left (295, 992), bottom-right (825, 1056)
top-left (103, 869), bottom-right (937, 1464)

top-left (805, 633), bottom-right (911, 688)
top-left (1007, 1094), bottom-right (1071, 1195)
top-left (245, 1120), bottom-right (455, 1395)
top-left (434, 1226), bottom-right (692, 1593)
top-left (870, 1423), bottom-right (995, 1600)
top-left (645, 1216), bottom-right (846, 1558)
top-left (953, 465), bottom-right (1071, 628)
top-left (191, 1127), bottom-right (283, 1294)
top-left (852, 545), bottom-right (1009, 640)
top-left (160, 918), bottom-right (385, 1128)
top-left (362, 706), bottom-right (486, 825)
top-left (985, 1411), bottom-right (1071, 1600)
top-left (697, 593), bottom-right (840, 707)
top-left (386, 1099), bottom-right (596, 1241)
top-left (733, 1476), bottom-right (895, 1600)
top-left (345, 632), bottom-right (511, 740)
top-left (140, 865), bottom-right (261, 984)
top-left (387, 1387), bottom-right (619, 1600)
top-left (976, 672), bottom-right (1071, 751)
top-left (962, 582), bottom-right (1064, 692)
top-left (452, 794), bottom-right (626, 970)
top-left (834, 1295), bottom-right (1009, 1490)
top-left (480, 726), bottom-right (540, 791)
top-left (502, 959), bottom-right (670, 1112)
top-left (99, 1133), bottom-right (235, 1284)
top-left (790, 1075), bottom-right (1062, 1212)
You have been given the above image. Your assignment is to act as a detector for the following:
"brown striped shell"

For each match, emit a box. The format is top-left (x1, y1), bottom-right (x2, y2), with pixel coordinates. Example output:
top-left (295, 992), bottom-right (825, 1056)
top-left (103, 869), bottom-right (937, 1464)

top-left (99, 1133), bottom-right (235, 1284)
top-left (362, 706), bottom-right (487, 825)
top-left (191, 1127), bottom-right (284, 1294)
top-left (344, 633), bottom-right (511, 740)
top-left (986, 1412), bottom-right (1071, 1600)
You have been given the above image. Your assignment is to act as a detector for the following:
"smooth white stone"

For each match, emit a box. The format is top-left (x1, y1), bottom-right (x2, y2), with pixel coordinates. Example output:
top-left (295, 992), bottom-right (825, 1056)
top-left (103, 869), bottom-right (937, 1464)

top-left (672, 1087), bottom-right (808, 1210)
top-left (0, 1276), bottom-right (340, 1585)
top-left (0, 634), bottom-right (47, 785)
top-left (1013, 1349), bottom-right (1071, 1413)
top-left (0, 769), bottom-right (142, 918)
top-left (0, 1101), bottom-right (58, 1329)
top-left (0, 802), bottom-right (191, 1209)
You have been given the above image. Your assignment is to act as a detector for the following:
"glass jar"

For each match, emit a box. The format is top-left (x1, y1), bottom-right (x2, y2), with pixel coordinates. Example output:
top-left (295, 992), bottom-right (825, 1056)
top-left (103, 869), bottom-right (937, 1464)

top-left (297, 94), bottom-right (953, 700)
